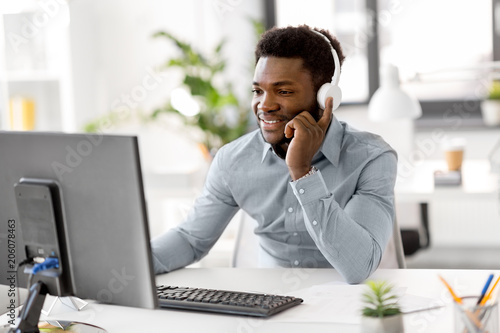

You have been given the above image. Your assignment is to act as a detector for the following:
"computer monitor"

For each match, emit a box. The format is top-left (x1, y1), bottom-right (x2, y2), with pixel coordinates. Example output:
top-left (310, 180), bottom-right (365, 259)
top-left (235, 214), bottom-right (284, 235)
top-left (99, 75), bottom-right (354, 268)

top-left (0, 131), bottom-right (157, 310)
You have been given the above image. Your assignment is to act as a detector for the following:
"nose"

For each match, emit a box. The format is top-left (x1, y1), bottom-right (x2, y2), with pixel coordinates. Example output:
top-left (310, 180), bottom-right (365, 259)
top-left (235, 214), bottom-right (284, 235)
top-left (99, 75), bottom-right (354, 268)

top-left (257, 92), bottom-right (279, 113)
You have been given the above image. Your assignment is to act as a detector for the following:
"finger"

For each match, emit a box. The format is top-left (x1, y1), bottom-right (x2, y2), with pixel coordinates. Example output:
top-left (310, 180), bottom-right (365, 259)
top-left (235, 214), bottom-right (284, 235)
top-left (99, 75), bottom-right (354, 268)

top-left (294, 112), bottom-right (316, 129)
top-left (284, 119), bottom-right (295, 138)
top-left (285, 112), bottom-right (314, 138)
top-left (286, 116), bottom-right (314, 139)
top-left (317, 97), bottom-right (333, 131)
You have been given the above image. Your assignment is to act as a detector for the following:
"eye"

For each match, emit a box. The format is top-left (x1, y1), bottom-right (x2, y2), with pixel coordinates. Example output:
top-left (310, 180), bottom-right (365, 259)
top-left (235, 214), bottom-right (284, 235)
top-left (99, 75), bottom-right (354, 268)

top-left (252, 88), bottom-right (262, 95)
top-left (279, 90), bottom-right (293, 95)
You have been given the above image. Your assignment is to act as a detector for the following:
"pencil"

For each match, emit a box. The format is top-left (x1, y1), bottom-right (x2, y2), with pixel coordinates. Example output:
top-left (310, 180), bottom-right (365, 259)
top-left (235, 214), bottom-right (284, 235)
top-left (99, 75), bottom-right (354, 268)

top-left (439, 275), bottom-right (483, 330)
top-left (438, 275), bottom-right (462, 304)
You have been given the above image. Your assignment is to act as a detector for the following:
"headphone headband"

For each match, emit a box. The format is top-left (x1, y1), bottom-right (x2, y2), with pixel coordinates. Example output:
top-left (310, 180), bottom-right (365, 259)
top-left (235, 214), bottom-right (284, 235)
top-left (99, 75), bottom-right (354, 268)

top-left (310, 29), bottom-right (342, 110)
top-left (310, 29), bottom-right (340, 85)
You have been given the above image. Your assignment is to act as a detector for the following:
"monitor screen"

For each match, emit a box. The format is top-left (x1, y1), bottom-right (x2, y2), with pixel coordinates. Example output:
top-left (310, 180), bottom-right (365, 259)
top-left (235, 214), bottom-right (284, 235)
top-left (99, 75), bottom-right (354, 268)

top-left (0, 131), bottom-right (157, 309)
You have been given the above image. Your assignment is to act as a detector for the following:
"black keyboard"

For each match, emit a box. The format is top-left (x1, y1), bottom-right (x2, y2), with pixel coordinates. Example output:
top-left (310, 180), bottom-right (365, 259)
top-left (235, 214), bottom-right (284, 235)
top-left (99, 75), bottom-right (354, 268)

top-left (157, 285), bottom-right (303, 317)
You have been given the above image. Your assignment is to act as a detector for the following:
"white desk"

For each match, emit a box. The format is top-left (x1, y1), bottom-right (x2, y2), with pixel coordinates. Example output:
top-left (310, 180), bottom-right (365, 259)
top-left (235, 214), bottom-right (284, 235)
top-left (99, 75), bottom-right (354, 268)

top-left (1, 267), bottom-right (498, 332)
top-left (395, 159), bottom-right (500, 246)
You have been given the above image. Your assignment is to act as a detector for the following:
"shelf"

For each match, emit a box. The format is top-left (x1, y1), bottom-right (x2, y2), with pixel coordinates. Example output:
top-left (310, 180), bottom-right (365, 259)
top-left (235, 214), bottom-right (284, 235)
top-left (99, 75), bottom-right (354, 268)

top-left (0, 2), bottom-right (74, 131)
top-left (2, 71), bottom-right (60, 82)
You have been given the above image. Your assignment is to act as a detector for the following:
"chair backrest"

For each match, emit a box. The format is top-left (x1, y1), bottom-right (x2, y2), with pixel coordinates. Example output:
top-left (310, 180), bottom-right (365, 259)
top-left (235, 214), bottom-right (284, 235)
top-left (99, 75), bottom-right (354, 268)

top-left (397, 202), bottom-right (430, 256)
top-left (378, 213), bottom-right (406, 268)
top-left (231, 212), bottom-right (260, 268)
top-left (232, 211), bottom-right (406, 269)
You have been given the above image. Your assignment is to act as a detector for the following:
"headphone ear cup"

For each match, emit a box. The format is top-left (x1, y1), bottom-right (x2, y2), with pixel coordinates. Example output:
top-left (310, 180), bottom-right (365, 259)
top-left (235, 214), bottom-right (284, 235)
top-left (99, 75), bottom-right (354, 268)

top-left (317, 83), bottom-right (342, 111)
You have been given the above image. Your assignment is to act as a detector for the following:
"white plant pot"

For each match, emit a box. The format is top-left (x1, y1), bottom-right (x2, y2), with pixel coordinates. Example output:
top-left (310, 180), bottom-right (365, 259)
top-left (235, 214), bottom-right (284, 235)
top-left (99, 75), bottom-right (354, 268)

top-left (360, 315), bottom-right (404, 333)
top-left (481, 100), bottom-right (500, 126)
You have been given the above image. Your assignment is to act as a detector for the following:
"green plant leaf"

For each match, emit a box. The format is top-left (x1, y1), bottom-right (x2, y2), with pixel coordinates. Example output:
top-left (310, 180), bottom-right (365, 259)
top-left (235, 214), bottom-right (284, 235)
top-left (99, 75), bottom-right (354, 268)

top-left (184, 75), bottom-right (214, 97)
top-left (361, 280), bottom-right (401, 318)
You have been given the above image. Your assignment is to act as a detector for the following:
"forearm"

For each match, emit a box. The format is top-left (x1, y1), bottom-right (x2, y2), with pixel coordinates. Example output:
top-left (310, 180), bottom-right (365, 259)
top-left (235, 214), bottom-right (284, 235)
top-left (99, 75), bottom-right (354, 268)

top-left (151, 199), bottom-right (239, 274)
top-left (300, 193), bottom-right (387, 284)
top-left (290, 167), bottom-right (394, 284)
top-left (151, 229), bottom-right (197, 274)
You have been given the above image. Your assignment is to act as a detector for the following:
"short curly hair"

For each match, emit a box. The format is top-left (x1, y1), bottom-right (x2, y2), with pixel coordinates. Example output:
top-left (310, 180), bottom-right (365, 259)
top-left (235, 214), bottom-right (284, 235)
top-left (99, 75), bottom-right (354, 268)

top-left (255, 24), bottom-right (345, 93)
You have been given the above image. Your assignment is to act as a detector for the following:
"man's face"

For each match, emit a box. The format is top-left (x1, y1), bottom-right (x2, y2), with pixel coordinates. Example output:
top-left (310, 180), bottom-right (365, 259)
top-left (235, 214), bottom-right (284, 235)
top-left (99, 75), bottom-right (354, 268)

top-left (252, 56), bottom-right (319, 146)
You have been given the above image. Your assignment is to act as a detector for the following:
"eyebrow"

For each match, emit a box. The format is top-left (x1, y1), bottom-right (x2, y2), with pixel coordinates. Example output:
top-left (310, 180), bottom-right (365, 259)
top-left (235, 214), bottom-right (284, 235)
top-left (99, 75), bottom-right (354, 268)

top-left (252, 80), bottom-right (297, 87)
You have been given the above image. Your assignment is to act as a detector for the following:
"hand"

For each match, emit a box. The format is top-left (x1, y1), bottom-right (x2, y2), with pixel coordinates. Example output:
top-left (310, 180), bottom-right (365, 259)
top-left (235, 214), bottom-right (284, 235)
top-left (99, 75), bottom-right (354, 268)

top-left (284, 97), bottom-right (333, 180)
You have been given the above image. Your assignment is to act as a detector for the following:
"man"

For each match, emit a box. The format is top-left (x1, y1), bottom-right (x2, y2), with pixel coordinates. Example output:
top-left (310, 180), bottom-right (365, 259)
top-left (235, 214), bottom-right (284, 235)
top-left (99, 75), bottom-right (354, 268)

top-left (152, 25), bottom-right (397, 284)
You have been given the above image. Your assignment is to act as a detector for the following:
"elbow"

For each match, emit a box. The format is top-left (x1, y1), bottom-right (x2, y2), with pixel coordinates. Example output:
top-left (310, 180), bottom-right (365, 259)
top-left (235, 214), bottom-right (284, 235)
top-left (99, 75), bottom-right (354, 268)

top-left (337, 250), bottom-right (381, 285)
top-left (342, 270), bottom-right (372, 285)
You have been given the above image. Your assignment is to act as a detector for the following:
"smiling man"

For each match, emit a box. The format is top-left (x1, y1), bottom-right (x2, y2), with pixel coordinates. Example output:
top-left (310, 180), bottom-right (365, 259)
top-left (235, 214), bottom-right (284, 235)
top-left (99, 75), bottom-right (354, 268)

top-left (151, 25), bottom-right (398, 284)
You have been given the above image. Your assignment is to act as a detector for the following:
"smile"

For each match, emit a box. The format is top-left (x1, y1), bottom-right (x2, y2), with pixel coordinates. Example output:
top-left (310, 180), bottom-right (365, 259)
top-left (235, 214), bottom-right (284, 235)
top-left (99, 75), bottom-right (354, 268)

top-left (261, 119), bottom-right (282, 124)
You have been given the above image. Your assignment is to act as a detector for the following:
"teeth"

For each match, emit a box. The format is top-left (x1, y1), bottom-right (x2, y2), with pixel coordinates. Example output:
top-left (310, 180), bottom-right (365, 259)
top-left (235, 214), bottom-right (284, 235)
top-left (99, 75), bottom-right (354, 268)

top-left (261, 119), bottom-right (280, 124)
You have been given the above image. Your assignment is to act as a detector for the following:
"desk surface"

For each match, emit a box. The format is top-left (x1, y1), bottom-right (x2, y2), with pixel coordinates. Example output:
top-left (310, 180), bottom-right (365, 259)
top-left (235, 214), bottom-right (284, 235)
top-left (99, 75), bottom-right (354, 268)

top-left (2, 267), bottom-right (498, 332)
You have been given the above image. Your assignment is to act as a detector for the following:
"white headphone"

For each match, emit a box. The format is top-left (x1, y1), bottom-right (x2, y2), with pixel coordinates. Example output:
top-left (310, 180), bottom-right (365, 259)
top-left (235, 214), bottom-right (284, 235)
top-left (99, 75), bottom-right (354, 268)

top-left (311, 29), bottom-right (342, 111)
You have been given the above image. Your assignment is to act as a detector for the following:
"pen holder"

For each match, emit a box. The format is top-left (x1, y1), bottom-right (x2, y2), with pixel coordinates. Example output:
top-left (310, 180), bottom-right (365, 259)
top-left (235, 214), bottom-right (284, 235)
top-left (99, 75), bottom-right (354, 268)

top-left (454, 296), bottom-right (498, 333)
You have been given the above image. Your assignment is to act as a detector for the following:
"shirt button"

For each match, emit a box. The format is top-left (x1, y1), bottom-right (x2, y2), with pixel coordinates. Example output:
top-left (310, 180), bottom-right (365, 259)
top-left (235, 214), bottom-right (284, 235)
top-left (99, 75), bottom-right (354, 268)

top-left (312, 220), bottom-right (318, 226)
top-left (299, 188), bottom-right (305, 194)
top-left (294, 260), bottom-right (299, 266)
top-left (293, 232), bottom-right (298, 236)
top-left (288, 207), bottom-right (293, 213)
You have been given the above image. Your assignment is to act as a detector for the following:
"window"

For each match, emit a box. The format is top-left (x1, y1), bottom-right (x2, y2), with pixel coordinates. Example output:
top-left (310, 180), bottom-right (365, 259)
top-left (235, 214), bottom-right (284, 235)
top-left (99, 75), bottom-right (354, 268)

top-left (271, 0), bottom-right (497, 124)
top-left (378, 0), bottom-right (492, 101)
top-left (275, 0), bottom-right (370, 103)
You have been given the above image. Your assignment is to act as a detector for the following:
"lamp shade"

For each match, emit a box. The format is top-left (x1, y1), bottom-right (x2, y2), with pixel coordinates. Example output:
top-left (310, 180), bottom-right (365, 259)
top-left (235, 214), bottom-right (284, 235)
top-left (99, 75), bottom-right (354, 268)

top-left (368, 64), bottom-right (422, 122)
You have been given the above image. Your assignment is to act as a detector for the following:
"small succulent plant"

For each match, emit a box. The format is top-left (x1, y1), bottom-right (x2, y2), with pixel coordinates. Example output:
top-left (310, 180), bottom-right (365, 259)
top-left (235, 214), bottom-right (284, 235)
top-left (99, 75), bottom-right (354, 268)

top-left (487, 80), bottom-right (500, 100)
top-left (361, 280), bottom-right (401, 318)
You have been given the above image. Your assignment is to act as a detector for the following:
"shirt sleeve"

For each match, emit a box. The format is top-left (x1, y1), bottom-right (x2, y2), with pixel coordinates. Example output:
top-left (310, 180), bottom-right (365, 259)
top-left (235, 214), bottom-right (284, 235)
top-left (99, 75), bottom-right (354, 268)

top-left (151, 147), bottom-right (239, 274)
top-left (289, 150), bottom-right (398, 284)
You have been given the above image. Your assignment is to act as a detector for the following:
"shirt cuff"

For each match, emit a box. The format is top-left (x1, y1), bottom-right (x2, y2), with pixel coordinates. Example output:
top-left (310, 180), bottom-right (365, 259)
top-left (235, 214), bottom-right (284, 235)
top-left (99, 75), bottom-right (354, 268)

top-left (289, 169), bottom-right (329, 206)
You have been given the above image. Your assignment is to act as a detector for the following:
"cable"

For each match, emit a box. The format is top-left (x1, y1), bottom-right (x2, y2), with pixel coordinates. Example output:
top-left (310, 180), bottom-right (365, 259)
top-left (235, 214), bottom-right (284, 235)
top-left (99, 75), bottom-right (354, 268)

top-left (11, 256), bottom-right (60, 315)
top-left (31, 257), bottom-right (59, 275)
top-left (15, 258), bottom-right (33, 310)
top-left (22, 257), bottom-right (60, 305)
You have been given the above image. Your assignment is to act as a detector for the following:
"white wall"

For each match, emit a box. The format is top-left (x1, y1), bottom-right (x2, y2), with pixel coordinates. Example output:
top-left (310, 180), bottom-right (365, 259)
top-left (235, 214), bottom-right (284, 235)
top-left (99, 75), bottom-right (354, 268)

top-left (68, 0), bottom-right (263, 131)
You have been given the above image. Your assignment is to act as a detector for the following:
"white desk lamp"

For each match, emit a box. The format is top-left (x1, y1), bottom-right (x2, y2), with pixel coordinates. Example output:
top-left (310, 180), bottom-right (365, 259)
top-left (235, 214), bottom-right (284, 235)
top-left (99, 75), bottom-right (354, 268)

top-left (368, 64), bottom-right (422, 121)
top-left (367, 64), bottom-right (422, 171)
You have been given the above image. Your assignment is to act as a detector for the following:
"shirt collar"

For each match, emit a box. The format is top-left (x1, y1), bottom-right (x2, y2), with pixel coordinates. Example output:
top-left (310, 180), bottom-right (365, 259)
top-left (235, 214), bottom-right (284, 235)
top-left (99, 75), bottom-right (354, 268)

top-left (261, 141), bottom-right (273, 163)
top-left (260, 115), bottom-right (344, 166)
top-left (320, 115), bottom-right (343, 167)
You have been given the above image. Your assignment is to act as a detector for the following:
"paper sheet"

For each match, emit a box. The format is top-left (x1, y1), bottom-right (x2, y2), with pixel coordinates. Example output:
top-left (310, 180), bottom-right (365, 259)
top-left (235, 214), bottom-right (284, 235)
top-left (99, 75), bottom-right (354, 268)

top-left (270, 282), bottom-right (442, 324)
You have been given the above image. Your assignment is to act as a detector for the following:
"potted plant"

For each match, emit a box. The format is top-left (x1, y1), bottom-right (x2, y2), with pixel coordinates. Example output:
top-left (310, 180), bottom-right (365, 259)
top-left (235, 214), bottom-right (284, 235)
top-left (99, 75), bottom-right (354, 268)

top-left (85, 20), bottom-right (265, 156)
top-left (361, 280), bottom-right (404, 333)
top-left (84, 31), bottom-right (250, 155)
top-left (481, 80), bottom-right (500, 126)
top-left (149, 30), bottom-right (251, 154)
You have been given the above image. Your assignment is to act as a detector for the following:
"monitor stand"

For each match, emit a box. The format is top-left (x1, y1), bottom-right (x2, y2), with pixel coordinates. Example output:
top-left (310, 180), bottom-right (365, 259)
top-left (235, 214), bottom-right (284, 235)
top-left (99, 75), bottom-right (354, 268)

top-left (9, 281), bottom-right (47, 333)
top-left (8, 281), bottom-right (106, 333)
top-left (42, 296), bottom-right (88, 316)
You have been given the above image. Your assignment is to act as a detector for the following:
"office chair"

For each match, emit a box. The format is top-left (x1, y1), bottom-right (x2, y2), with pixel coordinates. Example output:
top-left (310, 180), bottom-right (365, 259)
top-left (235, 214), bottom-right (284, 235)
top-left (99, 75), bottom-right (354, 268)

top-left (231, 212), bottom-right (260, 268)
top-left (378, 213), bottom-right (406, 269)
top-left (231, 211), bottom-right (406, 269)
top-left (397, 202), bottom-right (430, 256)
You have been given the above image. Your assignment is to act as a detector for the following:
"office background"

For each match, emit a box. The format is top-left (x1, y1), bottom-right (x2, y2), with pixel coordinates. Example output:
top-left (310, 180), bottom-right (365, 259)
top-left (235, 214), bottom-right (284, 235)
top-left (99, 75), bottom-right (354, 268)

top-left (1, 0), bottom-right (500, 270)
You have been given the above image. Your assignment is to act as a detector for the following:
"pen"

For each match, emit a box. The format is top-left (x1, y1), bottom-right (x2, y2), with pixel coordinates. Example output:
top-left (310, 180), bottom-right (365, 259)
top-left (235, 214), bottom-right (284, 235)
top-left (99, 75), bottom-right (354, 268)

top-left (476, 273), bottom-right (494, 305)
top-left (471, 278), bottom-right (500, 333)
top-left (480, 275), bottom-right (500, 306)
